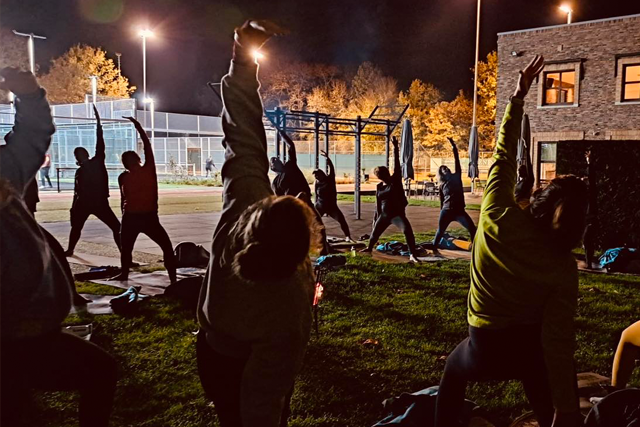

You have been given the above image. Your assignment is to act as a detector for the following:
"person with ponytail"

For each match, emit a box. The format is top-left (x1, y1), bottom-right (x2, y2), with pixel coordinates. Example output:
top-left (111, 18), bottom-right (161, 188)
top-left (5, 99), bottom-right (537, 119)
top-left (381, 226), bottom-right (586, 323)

top-left (435, 56), bottom-right (587, 427)
top-left (196, 21), bottom-right (319, 427)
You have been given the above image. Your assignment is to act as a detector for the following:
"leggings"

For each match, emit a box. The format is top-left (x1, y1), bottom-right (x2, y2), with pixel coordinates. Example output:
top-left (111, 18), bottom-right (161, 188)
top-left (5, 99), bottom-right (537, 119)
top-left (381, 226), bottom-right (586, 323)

top-left (433, 209), bottom-right (477, 248)
top-left (368, 213), bottom-right (418, 256)
top-left (612, 320), bottom-right (640, 388)
top-left (316, 203), bottom-right (351, 238)
top-left (120, 212), bottom-right (176, 283)
top-left (196, 332), bottom-right (293, 427)
top-left (435, 324), bottom-right (556, 427)
top-left (1, 331), bottom-right (117, 427)
top-left (68, 201), bottom-right (121, 253)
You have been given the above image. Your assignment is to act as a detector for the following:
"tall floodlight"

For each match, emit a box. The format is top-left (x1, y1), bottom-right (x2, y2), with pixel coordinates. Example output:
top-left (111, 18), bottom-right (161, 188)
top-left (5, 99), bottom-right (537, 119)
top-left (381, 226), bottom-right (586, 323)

top-left (145, 98), bottom-right (156, 152)
top-left (116, 52), bottom-right (122, 71)
top-left (559, 4), bottom-right (573, 24)
top-left (12, 30), bottom-right (47, 73)
top-left (139, 29), bottom-right (154, 126)
top-left (469, 0), bottom-right (482, 192)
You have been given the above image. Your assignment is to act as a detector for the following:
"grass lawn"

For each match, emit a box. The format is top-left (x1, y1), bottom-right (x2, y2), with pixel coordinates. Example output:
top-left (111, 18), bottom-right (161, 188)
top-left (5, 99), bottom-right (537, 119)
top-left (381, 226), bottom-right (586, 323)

top-left (28, 255), bottom-right (640, 427)
top-left (337, 194), bottom-right (482, 211)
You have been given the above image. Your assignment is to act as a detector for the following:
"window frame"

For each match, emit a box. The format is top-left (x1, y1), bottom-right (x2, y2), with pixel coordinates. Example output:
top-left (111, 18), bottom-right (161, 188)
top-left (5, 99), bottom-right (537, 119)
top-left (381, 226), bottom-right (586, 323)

top-left (537, 61), bottom-right (582, 109)
top-left (537, 142), bottom-right (557, 184)
top-left (542, 70), bottom-right (577, 106)
top-left (621, 63), bottom-right (640, 103)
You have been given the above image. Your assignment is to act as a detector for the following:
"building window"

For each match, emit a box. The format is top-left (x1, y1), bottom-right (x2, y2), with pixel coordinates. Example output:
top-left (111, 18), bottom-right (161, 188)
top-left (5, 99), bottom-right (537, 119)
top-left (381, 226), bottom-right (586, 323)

top-left (539, 142), bottom-right (557, 182)
top-left (622, 64), bottom-right (640, 102)
top-left (543, 71), bottom-right (575, 105)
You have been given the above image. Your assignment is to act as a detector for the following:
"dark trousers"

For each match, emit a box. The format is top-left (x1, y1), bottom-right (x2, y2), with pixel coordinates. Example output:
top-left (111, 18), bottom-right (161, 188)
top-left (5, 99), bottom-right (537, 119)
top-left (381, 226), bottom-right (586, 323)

top-left (433, 209), bottom-right (477, 248)
top-left (40, 166), bottom-right (52, 187)
top-left (435, 324), bottom-right (555, 427)
top-left (316, 202), bottom-right (351, 238)
top-left (196, 332), bottom-right (293, 427)
top-left (583, 222), bottom-right (597, 268)
top-left (68, 201), bottom-right (121, 252)
top-left (1, 331), bottom-right (117, 427)
top-left (368, 213), bottom-right (418, 256)
top-left (120, 212), bottom-right (176, 282)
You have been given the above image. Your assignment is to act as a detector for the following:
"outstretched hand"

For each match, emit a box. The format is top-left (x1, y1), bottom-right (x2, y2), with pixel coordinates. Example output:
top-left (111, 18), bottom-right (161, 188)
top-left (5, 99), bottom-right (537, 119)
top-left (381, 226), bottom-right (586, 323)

top-left (278, 129), bottom-right (294, 145)
top-left (391, 136), bottom-right (400, 148)
top-left (447, 137), bottom-right (457, 149)
top-left (320, 150), bottom-right (328, 158)
top-left (0, 67), bottom-right (39, 96)
top-left (513, 55), bottom-right (545, 100)
top-left (93, 104), bottom-right (101, 126)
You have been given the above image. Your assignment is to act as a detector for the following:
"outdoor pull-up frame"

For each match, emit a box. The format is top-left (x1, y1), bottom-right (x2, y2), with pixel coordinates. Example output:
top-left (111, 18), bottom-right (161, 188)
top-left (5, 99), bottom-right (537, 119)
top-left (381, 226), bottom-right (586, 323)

top-left (265, 105), bottom-right (408, 220)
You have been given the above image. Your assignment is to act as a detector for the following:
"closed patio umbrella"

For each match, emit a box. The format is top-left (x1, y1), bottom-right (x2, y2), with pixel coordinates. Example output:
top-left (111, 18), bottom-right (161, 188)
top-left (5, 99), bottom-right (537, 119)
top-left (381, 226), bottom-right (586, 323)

top-left (517, 113), bottom-right (531, 168)
top-left (401, 119), bottom-right (414, 181)
top-left (468, 125), bottom-right (479, 180)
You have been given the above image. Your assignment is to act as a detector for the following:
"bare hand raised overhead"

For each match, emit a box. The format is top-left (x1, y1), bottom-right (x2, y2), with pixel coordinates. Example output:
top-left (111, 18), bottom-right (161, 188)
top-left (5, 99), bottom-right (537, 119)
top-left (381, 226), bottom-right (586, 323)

top-left (320, 150), bottom-right (328, 158)
top-left (447, 137), bottom-right (457, 149)
top-left (513, 55), bottom-right (545, 100)
top-left (391, 136), bottom-right (400, 148)
top-left (93, 104), bottom-right (101, 126)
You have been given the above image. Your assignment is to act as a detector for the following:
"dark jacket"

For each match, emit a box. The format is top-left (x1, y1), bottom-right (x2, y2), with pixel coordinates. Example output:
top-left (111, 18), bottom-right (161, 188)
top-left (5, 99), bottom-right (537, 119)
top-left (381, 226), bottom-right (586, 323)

top-left (271, 141), bottom-right (311, 197)
top-left (439, 146), bottom-right (466, 211)
top-left (376, 144), bottom-right (408, 217)
top-left (315, 157), bottom-right (337, 208)
top-left (74, 122), bottom-right (110, 205)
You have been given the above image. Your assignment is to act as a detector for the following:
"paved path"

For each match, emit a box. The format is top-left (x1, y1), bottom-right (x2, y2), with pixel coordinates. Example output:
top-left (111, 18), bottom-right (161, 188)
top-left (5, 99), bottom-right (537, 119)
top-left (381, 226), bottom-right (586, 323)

top-left (42, 202), bottom-right (480, 256)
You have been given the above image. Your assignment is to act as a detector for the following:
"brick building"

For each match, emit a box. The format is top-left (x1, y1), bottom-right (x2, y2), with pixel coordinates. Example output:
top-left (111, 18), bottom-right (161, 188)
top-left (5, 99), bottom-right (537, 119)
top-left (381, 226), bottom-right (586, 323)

top-left (496, 13), bottom-right (640, 183)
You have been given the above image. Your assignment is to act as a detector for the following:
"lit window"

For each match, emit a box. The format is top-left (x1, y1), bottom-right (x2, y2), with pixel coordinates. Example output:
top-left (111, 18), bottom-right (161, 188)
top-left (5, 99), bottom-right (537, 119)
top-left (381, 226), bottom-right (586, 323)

top-left (622, 64), bottom-right (640, 102)
top-left (539, 142), bottom-right (557, 182)
top-left (544, 71), bottom-right (575, 105)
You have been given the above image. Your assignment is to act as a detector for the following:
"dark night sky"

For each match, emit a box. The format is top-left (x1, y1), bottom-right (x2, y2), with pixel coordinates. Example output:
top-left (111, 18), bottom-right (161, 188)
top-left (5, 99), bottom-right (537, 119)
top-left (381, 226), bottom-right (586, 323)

top-left (2, 0), bottom-right (639, 115)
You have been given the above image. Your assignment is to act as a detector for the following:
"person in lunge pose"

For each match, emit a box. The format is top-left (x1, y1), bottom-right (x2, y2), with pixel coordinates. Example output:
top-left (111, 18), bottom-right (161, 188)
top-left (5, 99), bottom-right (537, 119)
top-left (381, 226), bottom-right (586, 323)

top-left (196, 20), bottom-right (318, 427)
top-left (64, 105), bottom-right (121, 256)
top-left (112, 116), bottom-right (177, 284)
top-left (432, 137), bottom-right (476, 253)
top-left (271, 129), bottom-right (330, 254)
top-left (434, 55), bottom-right (587, 427)
top-left (313, 150), bottom-right (352, 242)
top-left (362, 136), bottom-right (420, 263)
top-left (0, 67), bottom-right (117, 427)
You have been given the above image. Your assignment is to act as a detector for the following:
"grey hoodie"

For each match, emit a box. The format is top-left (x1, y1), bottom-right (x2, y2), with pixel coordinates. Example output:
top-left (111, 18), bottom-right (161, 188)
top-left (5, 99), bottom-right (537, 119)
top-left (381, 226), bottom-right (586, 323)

top-left (197, 59), bottom-right (314, 427)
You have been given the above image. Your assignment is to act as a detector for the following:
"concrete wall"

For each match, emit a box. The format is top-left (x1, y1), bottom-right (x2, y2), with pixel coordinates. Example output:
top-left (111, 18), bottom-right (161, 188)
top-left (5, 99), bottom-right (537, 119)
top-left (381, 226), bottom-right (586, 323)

top-left (496, 14), bottom-right (640, 181)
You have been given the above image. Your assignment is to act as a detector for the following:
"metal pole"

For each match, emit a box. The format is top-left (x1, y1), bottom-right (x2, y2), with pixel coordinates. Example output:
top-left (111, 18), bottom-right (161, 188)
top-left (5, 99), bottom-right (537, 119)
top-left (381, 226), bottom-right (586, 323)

top-left (116, 52), bottom-right (122, 71)
top-left (471, 0), bottom-right (481, 128)
top-left (314, 112), bottom-right (320, 169)
top-left (150, 100), bottom-right (155, 153)
top-left (12, 31), bottom-right (47, 74)
top-left (355, 116), bottom-right (362, 220)
top-left (90, 76), bottom-right (98, 104)
top-left (567, 10), bottom-right (573, 24)
top-left (142, 35), bottom-right (147, 128)
top-left (386, 120), bottom-right (391, 168)
top-left (282, 113), bottom-right (288, 163)
top-left (325, 118), bottom-right (330, 174)
top-left (275, 108), bottom-right (281, 159)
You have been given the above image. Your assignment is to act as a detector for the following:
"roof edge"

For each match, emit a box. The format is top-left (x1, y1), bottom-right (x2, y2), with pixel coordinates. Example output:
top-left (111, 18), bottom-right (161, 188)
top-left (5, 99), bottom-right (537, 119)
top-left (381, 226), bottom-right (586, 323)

top-left (498, 13), bottom-right (640, 37)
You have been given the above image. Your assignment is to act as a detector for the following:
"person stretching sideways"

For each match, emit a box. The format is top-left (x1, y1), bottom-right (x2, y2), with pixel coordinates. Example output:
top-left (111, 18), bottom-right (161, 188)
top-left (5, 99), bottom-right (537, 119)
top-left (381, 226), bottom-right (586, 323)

top-left (362, 136), bottom-right (420, 263)
top-left (196, 20), bottom-right (318, 427)
top-left (432, 137), bottom-right (476, 254)
top-left (434, 55), bottom-right (588, 427)
top-left (64, 105), bottom-right (121, 256)
top-left (271, 129), bottom-right (330, 254)
top-left (313, 150), bottom-right (353, 242)
top-left (112, 116), bottom-right (177, 284)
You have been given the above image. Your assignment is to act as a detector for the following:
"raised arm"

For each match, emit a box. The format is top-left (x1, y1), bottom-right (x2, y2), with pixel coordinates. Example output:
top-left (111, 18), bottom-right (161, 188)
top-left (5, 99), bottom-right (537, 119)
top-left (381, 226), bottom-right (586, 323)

top-left (391, 136), bottom-right (401, 183)
top-left (125, 116), bottom-right (154, 168)
top-left (482, 55), bottom-right (544, 213)
top-left (320, 150), bottom-right (334, 178)
top-left (279, 130), bottom-right (297, 164)
top-left (93, 105), bottom-right (105, 160)
top-left (448, 138), bottom-right (461, 176)
top-left (0, 68), bottom-right (55, 193)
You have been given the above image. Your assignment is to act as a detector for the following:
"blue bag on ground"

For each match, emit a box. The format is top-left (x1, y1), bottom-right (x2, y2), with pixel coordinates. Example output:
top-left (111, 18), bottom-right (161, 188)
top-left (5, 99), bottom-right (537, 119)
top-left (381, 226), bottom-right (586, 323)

top-left (372, 386), bottom-right (476, 426)
top-left (599, 247), bottom-right (638, 272)
top-left (315, 255), bottom-right (347, 269)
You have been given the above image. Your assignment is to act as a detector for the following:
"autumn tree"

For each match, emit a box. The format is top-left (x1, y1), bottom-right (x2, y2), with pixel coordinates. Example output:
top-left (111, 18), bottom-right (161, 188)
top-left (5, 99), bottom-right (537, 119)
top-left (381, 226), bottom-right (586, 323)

top-left (349, 62), bottom-right (398, 117)
top-left (424, 90), bottom-right (473, 151)
top-left (0, 30), bottom-right (31, 102)
top-left (398, 79), bottom-right (443, 144)
top-left (475, 51), bottom-right (497, 150)
top-left (39, 45), bottom-right (135, 104)
top-left (306, 79), bottom-right (349, 117)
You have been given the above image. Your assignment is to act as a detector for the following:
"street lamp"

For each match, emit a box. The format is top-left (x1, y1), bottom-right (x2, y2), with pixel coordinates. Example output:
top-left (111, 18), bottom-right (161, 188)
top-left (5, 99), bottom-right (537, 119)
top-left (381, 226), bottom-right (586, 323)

top-left (559, 4), bottom-right (573, 24)
top-left (90, 75), bottom-right (98, 104)
top-left (252, 49), bottom-right (265, 62)
top-left (12, 30), bottom-right (47, 73)
top-left (144, 97), bottom-right (155, 152)
top-left (470, 0), bottom-right (482, 192)
top-left (139, 28), bottom-right (154, 126)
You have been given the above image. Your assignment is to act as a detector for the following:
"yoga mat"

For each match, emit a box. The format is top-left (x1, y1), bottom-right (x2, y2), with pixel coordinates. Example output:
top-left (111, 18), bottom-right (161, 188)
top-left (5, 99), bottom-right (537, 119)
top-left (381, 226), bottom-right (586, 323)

top-left (70, 293), bottom-right (150, 315)
top-left (67, 252), bottom-right (147, 267)
top-left (91, 269), bottom-right (204, 296)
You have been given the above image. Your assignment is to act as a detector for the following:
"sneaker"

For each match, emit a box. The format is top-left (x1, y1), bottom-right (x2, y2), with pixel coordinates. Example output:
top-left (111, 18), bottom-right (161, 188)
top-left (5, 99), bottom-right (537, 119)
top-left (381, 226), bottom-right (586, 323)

top-left (345, 236), bottom-right (355, 243)
top-left (409, 255), bottom-right (420, 263)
